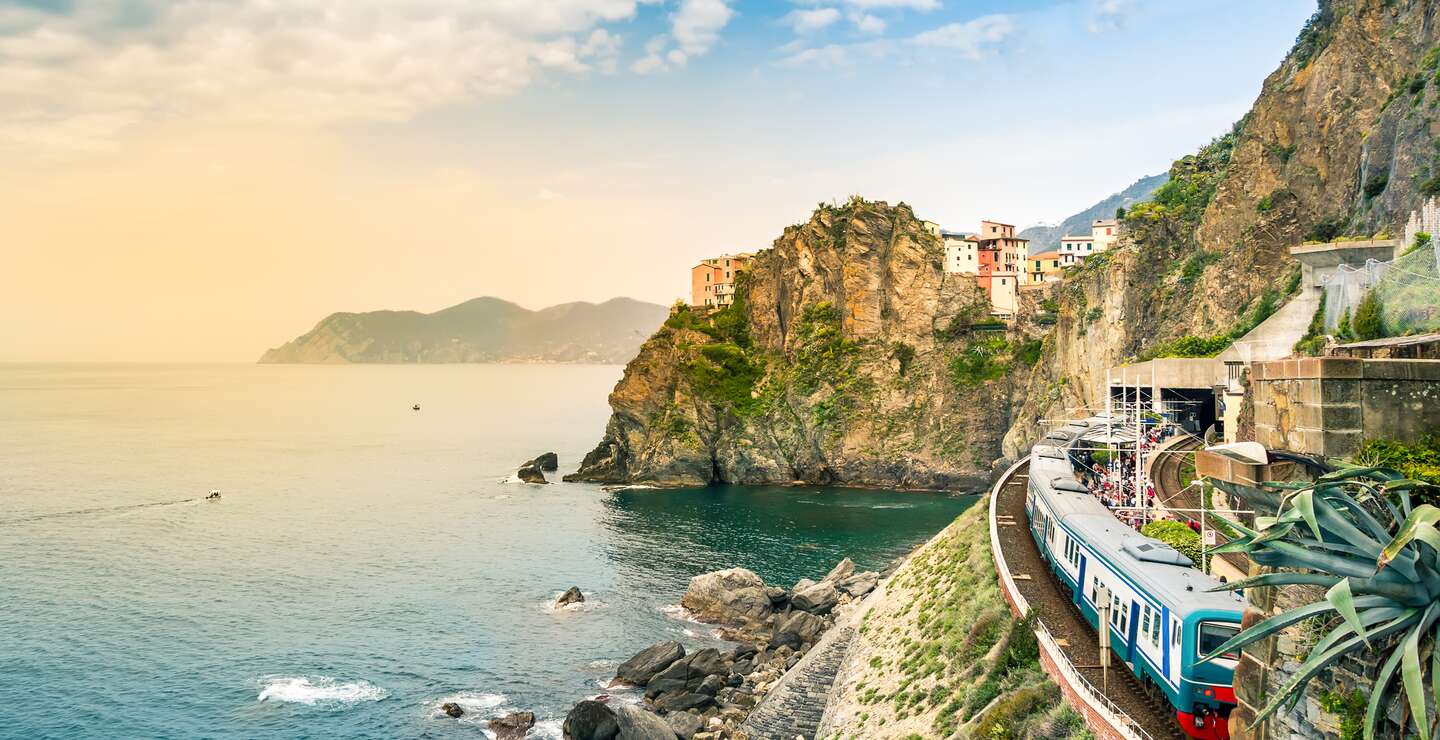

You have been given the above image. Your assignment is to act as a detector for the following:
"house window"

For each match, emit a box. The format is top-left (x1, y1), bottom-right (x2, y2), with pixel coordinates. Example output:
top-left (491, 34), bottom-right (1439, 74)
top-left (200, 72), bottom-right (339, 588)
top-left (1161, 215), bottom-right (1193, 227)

top-left (706, 274), bottom-right (711, 282)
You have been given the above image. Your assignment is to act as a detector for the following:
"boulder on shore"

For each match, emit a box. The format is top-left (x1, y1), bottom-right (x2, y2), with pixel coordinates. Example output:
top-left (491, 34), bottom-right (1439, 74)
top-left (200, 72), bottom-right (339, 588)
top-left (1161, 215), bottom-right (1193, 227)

top-left (790, 580), bottom-right (839, 614)
top-left (517, 461), bottom-right (549, 484)
top-left (773, 609), bottom-right (827, 643)
top-left (613, 705), bottom-right (676, 740)
top-left (556, 586), bottom-right (586, 608)
top-left (823, 557), bottom-right (855, 583)
top-left (530, 452), bottom-right (559, 471)
top-left (837, 571), bottom-right (880, 598)
top-left (680, 568), bottom-right (773, 626)
top-left (440, 702), bottom-right (464, 718)
top-left (665, 711), bottom-right (704, 740)
top-left (644, 648), bottom-right (729, 699)
top-left (490, 711), bottom-right (536, 740)
top-left (614, 640), bottom-right (685, 686)
top-left (563, 700), bottom-right (618, 740)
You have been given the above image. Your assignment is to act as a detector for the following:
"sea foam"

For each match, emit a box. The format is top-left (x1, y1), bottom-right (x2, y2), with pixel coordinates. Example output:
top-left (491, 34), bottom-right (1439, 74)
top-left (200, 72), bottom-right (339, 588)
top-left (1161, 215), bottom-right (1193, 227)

top-left (256, 676), bottom-right (388, 706)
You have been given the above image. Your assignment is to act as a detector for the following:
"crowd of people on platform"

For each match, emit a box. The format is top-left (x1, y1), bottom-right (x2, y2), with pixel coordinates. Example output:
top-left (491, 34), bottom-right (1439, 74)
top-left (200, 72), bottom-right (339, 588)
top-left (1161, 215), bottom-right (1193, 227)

top-left (1071, 424), bottom-right (1177, 531)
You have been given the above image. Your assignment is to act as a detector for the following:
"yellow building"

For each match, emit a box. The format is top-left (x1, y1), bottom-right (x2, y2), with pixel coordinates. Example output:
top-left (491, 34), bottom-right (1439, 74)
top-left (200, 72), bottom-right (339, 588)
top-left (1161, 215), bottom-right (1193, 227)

top-left (1025, 250), bottom-right (1065, 284)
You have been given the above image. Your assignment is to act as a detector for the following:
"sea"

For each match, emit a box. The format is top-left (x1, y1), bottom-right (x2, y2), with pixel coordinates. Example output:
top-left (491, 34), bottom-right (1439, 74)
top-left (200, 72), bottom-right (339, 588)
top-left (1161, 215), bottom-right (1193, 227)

top-left (0, 364), bottom-right (976, 739)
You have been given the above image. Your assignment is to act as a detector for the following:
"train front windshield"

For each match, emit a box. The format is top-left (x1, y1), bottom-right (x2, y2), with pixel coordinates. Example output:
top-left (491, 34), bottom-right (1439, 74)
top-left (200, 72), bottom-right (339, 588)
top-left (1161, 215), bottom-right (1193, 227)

top-left (1197, 622), bottom-right (1240, 661)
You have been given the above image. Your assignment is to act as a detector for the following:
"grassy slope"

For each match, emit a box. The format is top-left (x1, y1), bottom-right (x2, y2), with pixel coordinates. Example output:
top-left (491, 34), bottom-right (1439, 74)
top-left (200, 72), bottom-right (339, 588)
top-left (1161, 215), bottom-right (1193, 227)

top-left (822, 503), bottom-right (1091, 740)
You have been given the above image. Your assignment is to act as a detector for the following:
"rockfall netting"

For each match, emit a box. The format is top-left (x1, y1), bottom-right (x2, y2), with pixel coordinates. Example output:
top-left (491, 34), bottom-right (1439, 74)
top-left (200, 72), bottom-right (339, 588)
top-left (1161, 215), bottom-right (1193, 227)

top-left (1322, 236), bottom-right (1440, 334)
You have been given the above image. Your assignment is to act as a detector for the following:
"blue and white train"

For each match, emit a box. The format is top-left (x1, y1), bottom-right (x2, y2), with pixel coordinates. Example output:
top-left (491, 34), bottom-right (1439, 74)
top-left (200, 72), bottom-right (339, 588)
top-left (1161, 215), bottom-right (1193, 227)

top-left (1024, 434), bottom-right (1246, 740)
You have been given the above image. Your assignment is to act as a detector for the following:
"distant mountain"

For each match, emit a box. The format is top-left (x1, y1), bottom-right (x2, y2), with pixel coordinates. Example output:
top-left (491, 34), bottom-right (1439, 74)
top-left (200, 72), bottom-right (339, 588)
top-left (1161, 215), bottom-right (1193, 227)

top-left (1019, 172), bottom-right (1169, 254)
top-left (259, 297), bottom-right (669, 364)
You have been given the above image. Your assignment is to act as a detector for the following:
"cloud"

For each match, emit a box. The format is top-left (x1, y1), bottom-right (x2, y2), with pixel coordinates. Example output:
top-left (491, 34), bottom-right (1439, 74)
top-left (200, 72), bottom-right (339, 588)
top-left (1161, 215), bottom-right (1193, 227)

top-left (912, 14), bottom-right (1016, 59)
top-left (779, 12), bottom-right (1016, 69)
top-left (784, 8), bottom-right (842, 34)
top-left (1088, 0), bottom-right (1136, 34)
top-left (796, 0), bottom-right (938, 10)
top-left (850, 13), bottom-right (886, 34)
top-left (0, 0), bottom-right (642, 156)
top-left (537, 187), bottom-right (564, 200)
top-left (630, 0), bottom-right (733, 74)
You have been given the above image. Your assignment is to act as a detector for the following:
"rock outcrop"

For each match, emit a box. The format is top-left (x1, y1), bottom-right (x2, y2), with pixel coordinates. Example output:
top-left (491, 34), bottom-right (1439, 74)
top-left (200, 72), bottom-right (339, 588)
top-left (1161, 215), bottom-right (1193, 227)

top-left (566, 199), bottom-right (1043, 489)
top-left (517, 460), bottom-right (548, 484)
top-left (555, 587), bottom-right (585, 608)
top-left (566, 558), bottom-right (880, 739)
top-left (488, 711), bottom-right (535, 740)
top-left (529, 452), bottom-right (559, 472)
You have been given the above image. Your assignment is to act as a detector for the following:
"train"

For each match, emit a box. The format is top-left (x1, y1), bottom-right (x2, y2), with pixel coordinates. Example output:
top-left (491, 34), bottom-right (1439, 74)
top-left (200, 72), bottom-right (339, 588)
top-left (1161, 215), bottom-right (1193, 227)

top-left (1024, 419), bottom-right (1246, 740)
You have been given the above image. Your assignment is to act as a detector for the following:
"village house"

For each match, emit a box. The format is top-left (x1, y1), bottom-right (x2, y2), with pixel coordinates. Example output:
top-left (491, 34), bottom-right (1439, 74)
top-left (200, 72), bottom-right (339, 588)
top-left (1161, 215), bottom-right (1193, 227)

top-left (1059, 218), bottom-right (1121, 266)
top-left (690, 253), bottom-right (753, 308)
top-left (1025, 250), bottom-right (1065, 284)
top-left (976, 221), bottom-right (1026, 318)
top-left (942, 230), bottom-right (980, 274)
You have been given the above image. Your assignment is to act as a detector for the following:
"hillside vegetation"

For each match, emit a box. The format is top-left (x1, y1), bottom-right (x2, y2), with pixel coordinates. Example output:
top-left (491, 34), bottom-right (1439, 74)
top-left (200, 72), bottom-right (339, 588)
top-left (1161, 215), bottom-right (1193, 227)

top-left (819, 504), bottom-right (1089, 740)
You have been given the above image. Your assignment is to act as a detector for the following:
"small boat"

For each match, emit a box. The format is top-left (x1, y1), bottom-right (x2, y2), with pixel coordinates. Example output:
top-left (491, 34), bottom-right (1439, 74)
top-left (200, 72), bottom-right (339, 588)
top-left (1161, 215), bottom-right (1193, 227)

top-left (412, 404), bottom-right (421, 411)
top-left (205, 490), bottom-right (222, 500)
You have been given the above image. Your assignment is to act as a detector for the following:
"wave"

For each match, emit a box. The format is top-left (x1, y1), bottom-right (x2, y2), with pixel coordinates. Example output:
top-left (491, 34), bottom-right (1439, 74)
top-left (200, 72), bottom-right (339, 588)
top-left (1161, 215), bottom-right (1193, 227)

top-left (656, 603), bottom-right (703, 623)
top-left (542, 592), bottom-right (605, 614)
top-left (530, 719), bottom-right (564, 739)
top-left (256, 676), bottom-right (387, 706)
top-left (426, 691), bottom-right (508, 717)
top-left (1, 497), bottom-right (202, 526)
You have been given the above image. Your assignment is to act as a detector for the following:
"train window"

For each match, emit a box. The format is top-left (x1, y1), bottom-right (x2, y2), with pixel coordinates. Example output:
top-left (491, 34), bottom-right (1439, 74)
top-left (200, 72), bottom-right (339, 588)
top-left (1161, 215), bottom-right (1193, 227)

top-left (1198, 622), bottom-right (1240, 660)
top-left (1172, 618), bottom-right (1181, 648)
top-left (1141, 608), bottom-right (1152, 645)
top-left (1110, 595), bottom-right (1128, 633)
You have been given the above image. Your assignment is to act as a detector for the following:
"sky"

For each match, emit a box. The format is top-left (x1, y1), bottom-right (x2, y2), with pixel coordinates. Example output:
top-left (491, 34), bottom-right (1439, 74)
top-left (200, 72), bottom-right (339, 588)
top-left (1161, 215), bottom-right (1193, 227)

top-left (0, 0), bottom-right (1317, 362)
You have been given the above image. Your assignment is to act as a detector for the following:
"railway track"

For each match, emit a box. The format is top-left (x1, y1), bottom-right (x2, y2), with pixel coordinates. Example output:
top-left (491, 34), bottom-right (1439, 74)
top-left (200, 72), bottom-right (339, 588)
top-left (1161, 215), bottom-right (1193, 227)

top-left (1150, 438), bottom-right (1249, 575)
top-left (993, 461), bottom-right (1187, 740)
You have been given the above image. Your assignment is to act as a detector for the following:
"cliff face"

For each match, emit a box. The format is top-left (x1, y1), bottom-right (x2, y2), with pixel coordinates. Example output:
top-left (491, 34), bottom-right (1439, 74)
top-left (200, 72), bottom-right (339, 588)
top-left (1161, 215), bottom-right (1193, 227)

top-left (259, 297), bottom-right (668, 364)
top-left (568, 199), bottom-right (1045, 490)
top-left (1004, 0), bottom-right (1440, 457)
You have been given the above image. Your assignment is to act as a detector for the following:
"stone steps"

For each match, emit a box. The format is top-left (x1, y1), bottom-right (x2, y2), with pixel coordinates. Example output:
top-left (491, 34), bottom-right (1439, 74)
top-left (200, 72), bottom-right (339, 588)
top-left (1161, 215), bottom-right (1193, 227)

top-left (738, 626), bottom-right (855, 740)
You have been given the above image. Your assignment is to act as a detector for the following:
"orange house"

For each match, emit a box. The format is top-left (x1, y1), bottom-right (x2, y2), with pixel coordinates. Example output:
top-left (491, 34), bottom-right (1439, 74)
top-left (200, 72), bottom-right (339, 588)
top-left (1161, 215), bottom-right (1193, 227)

top-left (690, 253), bottom-right (753, 308)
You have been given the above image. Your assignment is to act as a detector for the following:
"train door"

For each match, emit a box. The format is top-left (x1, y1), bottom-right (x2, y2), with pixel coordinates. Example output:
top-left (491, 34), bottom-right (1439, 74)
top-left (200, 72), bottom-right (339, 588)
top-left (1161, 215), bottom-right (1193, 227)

top-left (1074, 555), bottom-right (1087, 608)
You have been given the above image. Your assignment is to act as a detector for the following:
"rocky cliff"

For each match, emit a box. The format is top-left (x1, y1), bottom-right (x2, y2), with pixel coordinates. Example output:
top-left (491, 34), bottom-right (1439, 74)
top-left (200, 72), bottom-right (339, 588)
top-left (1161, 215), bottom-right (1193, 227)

top-left (1004, 0), bottom-right (1440, 457)
top-left (573, 0), bottom-right (1440, 489)
top-left (567, 198), bottom-right (1047, 490)
top-left (259, 297), bottom-right (667, 364)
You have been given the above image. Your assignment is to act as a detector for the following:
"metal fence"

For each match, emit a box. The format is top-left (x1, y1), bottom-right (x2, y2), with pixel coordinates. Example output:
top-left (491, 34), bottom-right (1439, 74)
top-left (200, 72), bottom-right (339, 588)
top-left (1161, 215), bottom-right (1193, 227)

top-left (1032, 616), bottom-right (1159, 740)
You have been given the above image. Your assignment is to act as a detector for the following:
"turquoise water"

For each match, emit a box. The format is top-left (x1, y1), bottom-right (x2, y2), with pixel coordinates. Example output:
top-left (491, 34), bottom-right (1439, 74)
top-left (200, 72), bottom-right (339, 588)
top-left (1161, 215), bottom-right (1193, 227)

top-left (0, 364), bottom-right (975, 739)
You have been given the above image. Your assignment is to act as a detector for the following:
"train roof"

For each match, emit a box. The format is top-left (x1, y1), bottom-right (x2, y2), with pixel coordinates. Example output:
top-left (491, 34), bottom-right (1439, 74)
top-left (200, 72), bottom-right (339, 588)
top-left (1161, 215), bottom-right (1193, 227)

top-left (1063, 513), bottom-right (1245, 616)
top-left (1028, 417), bottom-right (1245, 619)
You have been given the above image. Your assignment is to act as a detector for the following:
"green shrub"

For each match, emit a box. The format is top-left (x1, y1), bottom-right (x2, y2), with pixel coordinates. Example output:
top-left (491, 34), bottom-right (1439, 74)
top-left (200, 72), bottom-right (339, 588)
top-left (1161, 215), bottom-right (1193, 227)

top-left (1319, 689), bottom-right (1367, 740)
top-left (1363, 172), bottom-right (1390, 199)
top-left (1421, 174), bottom-right (1440, 198)
top-left (688, 342), bottom-right (764, 416)
top-left (1336, 306), bottom-right (1354, 340)
top-left (1256, 194), bottom-right (1274, 213)
top-left (1141, 520), bottom-right (1206, 568)
top-left (892, 342), bottom-right (916, 376)
top-left (972, 684), bottom-right (1052, 740)
top-left (1294, 292), bottom-right (1329, 356)
top-left (1179, 250), bottom-right (1219, 284)
top-left (1140, 334), bottom-right (1231, 360)
top-left (1306, 216), bottom-right (1347, 243)
top-left (1014, 338), bottom-right (1043, 367)
top-left (1352, 290), bottom-right (1385, 340)
top-left (1402, 231), bottom-right (1432, 257)
top-left (949, 338), bottom-right (1010, 388)
top-left (1356, 436), bottom-right (1440, 486)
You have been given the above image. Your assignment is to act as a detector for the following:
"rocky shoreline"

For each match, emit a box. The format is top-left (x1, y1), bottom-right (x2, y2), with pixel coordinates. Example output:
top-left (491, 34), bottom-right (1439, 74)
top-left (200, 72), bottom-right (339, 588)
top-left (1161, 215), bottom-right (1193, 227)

top-left (558, 557), bottom-right (881, 740)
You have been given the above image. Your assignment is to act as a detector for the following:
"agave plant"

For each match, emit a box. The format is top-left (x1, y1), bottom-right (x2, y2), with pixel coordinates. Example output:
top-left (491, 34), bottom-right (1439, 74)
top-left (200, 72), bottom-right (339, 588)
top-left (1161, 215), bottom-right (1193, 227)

top-left (1203, 464), bottom-right (1440, 740)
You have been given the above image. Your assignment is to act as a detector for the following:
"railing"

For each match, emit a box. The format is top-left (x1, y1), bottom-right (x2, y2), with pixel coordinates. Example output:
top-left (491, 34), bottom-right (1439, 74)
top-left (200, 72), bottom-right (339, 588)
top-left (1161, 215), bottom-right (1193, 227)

top-left (1032, 616), bottom-right (1159, 740)
top-left (988, 458), bottom-right (1156, 740)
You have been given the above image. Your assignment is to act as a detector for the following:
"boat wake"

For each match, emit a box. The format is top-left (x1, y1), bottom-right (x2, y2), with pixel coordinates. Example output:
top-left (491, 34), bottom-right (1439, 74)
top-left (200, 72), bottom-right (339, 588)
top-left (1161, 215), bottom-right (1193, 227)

top-left (1, 497), bottom-right (201, 526)
top-left (256, 676), bottom-right (388, 706)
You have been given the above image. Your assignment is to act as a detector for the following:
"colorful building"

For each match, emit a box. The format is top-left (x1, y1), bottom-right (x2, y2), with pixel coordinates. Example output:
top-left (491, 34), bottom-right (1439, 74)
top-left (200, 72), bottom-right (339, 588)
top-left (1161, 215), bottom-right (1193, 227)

top-left (690, 253), bottom-right (753, 308)
top-left (1025, 250), bottom-right (1065, 284)
top-left (942, 230), bottom-right (979, 274)
top-left (1059, 219), bottom-right (1122, 266)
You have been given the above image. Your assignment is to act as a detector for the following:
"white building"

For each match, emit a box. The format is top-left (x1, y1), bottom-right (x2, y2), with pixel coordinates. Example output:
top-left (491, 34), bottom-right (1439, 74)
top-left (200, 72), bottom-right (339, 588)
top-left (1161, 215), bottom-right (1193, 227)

top-left (1059, 219), bottom-right (1123, 266)
top-left (1092, 218), bottom-right (1120, 251)
top-left (942, 231), bottom-right (979, 274)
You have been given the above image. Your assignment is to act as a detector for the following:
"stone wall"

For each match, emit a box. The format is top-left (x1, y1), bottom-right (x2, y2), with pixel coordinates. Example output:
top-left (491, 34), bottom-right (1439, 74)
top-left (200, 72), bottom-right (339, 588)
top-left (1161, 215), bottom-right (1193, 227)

top-left (1251, 358), bottom-right (1440, 458)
